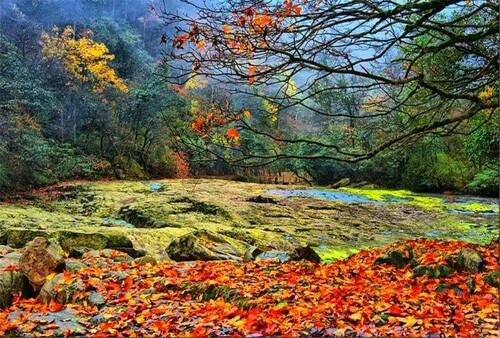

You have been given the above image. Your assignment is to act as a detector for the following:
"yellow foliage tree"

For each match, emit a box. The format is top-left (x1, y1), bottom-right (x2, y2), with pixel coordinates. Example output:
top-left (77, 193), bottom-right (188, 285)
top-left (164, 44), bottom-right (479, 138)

top-left (41, 26), bottom-right (128, 93)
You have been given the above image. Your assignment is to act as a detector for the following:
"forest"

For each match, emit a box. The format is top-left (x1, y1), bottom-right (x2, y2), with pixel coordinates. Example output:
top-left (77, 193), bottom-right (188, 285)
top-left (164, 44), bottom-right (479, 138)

top-left (0, 0), bottom-right (498, 336)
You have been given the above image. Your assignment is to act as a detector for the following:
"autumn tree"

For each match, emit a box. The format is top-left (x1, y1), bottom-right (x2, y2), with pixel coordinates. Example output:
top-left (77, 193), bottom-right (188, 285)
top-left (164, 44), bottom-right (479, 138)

top-left (161, 0), bottom-right (498, 166)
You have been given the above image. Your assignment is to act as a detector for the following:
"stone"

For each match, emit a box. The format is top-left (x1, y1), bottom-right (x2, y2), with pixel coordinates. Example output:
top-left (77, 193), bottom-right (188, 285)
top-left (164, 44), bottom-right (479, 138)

top-left (374, 248), bottom-right (413, 269)
top-left (64, 259), bottom-right (88, 273)
top-left (292, 246), bottom-right (321, 263)
top-left (457, 248), bottom-right (483, 273)
top-left (412, 264), bottom-right (454, 278)
top-left (0, 255), bottom-right (30, 308)
top-left (330, 178), bottom-right (350, 189)
top-left (483, 270), bottom-right (499, 287)
top-left (243, 246), bottom-right (263, 262)
top-left (88, 291), bottom-right (106, 306)
top-left (39, 273), bottom-right (85, 304)
top-left (19, 237), bottom-right (65, 291)
top-left (247, 195), bottom-right (277, 204)
top-left (133, 255), bottom-right (157, 265)
top-left (166, 230), bottom-right (243, 261)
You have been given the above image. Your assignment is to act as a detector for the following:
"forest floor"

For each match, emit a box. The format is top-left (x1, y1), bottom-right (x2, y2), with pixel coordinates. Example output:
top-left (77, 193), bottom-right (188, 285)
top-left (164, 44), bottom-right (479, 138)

top-left (0, 179), bottom-right (498, 336)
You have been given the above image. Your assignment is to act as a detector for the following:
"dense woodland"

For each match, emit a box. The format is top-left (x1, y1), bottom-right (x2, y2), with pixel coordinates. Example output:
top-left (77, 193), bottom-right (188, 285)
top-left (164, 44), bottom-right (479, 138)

top-left (0, 0), bottom-right (497, 195)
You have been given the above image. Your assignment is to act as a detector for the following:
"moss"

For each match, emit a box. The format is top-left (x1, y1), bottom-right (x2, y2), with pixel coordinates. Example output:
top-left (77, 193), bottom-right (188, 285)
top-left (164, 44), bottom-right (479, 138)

top-left (315, 246), bottom-right (360, 263)
top-left (340, 187), bottom-right (498, 213)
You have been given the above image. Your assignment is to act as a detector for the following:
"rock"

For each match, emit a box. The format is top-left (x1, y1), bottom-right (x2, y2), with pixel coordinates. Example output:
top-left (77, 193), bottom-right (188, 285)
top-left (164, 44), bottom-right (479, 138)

top-left (39, 273), bottom-right (85, 304)
top-left (434, 283), bottom-right (463, 295)
top-left (374, 248), bottom-right (413, 269)
top-left (348, 181), bottom-right (368, 188)
top-left (9, 308), bottom-right (87, 336)
top-left (457, 248), bottom-right (483, 273)
top-left (133, 255), bottom-right (157, 265)
top-left (166, 230), bottom-right (243, 261)
top-left (243, 246), bottom-right (263, 262)
top-left (82, 249), bottom-right (133, 265)
top-left (88, 291), bottom-right (106, 306)
top-left (361, 184), bottom-right (377, 189)
top-left (0, 255), bottom-right (30, 308)
top-left (19, 237), bottom-right (65, 291)
top-left (483, 270), bottom-right (499, 287)
top-left (64, 259), bottom-right (88, 273)
top-left (293, 246), bottom-right (321, 263)
top-left (247, 195), bottom-right (277, 204)
top-left (330, 178), bottom-right (350, 189)
top-left (69, 247), bottom-right (92, 259)
top-left (412, 264), bottom-right (453, 278)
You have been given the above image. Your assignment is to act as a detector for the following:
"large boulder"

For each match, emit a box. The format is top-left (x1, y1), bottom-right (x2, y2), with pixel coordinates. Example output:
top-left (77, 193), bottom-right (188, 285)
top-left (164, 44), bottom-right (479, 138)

top-left (0, 252), bottom-right (29, 308)
top-left (19, 237), bottom-right (65, 291)
top-left (330, 178), bottom-right (350, 189)
top-left (166, 230), bottom-right (243, 261)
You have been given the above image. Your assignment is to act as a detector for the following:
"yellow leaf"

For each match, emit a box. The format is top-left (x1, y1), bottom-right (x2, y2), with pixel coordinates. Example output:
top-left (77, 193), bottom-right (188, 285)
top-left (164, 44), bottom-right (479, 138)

top-left (349, 311), bottom-right (362, 322)
top-left (243, 110), bottom-right (251, 120)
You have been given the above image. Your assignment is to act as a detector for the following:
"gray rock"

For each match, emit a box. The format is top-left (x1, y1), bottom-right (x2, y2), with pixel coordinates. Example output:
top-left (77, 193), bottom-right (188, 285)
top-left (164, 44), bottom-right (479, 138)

top-left (64, 259), bottom-right (88, 273)
top-left (88, 291), bottom-right (106, 306)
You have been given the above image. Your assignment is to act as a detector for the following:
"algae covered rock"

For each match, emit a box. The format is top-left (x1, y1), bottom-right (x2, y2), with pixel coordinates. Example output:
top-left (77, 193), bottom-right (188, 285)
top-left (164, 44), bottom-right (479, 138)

top-left (412, 264), bottom-right (454, 278)
top-left (133, 255), bottom-right (157, 265)
top-left (374, 248), bottom-right (413, 269)
top-left (243, 246), bottom-right (263, 262)
top-left (0, 253), bottom-right (30, 308)
top-left (166, 230), bottom-right (244, 261)
top-left (483, 270), bottom-right (499, 287)
top-left (20, 237), bottom-right (65, 291)
top-left (457, 248), bottom-right (483, 273)
top-left (330, 178), bottom-right (350, 189)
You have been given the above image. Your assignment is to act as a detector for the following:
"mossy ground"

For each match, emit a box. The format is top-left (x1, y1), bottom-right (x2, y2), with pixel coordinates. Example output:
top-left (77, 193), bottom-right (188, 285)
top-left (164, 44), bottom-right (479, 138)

top-left (0, 179), bottom-right (497, 261)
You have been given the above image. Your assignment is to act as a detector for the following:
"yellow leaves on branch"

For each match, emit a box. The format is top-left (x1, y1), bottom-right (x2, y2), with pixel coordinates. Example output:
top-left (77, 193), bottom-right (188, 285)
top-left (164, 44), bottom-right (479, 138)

top-left (478, 86), bottom-right (494, 100)
top-left (41, 26), bottom-right (128, 93)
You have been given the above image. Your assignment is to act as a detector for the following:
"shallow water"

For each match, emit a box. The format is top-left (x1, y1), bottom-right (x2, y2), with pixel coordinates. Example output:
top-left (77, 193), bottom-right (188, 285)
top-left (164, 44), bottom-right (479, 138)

top-left (265, 189), bottom-right (382, 204)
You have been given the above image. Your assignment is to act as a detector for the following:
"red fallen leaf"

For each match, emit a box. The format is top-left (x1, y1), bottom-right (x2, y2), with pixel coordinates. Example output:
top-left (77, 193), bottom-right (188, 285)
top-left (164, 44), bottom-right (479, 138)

top-left (3, 265), bottom-right (20, 271)
top-left (387, 304), bottom-right (403, 316)
top-left (122, 276), bottom-right (133, 290)
top-left (385, 69), bottom-right (392, 75)
top-left (48, 301), bottom-right (64, 312)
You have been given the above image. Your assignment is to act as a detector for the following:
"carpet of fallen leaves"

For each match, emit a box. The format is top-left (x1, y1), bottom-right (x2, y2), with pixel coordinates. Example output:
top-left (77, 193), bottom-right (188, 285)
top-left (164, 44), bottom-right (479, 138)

top-left (0, 239), bottom-right (498, 337)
